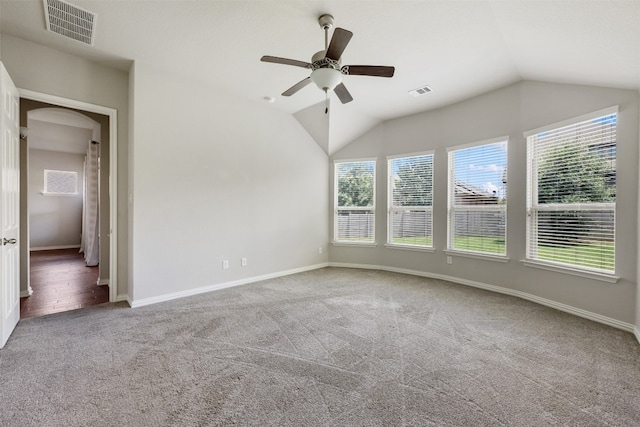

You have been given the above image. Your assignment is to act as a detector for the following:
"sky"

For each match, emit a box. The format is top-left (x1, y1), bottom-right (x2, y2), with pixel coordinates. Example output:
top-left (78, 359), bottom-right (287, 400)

top-left (453, 141), bottom-right (508, 198)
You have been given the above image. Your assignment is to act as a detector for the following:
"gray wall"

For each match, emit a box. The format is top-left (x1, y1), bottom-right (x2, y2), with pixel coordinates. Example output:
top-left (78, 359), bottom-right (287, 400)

top-left (330, 81), bottom-right (639, 326)
top-left (28, 149), bottom-right (84, 249)
top-left (1, 34), bottom-right (129, 298)
top-left (129, 62), bottom-right (329, 301)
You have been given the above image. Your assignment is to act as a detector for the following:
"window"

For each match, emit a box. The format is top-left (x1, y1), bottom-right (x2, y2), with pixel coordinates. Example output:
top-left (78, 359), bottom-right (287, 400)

top-left (44, 169), bottom-right (78, 195)
top-left (448, 138), bottom-right (508, 255)
top-left (334, 159), bottom-right (376, 243)
top-left (526, 108), bottom-right (616, 273)
top-left (388, 153), bottom-right (433, 248)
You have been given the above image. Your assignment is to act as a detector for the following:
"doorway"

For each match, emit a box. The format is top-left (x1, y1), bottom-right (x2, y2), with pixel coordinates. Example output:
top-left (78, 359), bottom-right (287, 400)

top-left (20, 106), bottom-right (106, 318)
top-left (17, 91), bottom-right (118, 316)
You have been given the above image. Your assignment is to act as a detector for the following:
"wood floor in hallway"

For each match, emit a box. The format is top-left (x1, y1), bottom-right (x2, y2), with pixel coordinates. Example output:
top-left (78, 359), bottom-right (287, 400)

top-left (20, 249), bottom-right (109, 319)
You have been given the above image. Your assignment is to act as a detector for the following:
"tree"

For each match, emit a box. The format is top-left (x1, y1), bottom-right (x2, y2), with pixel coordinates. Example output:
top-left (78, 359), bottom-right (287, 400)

top-left (393, 159), bottom-right (433, 206)
top-left (536, 141), bottom-right (615, 245)
top-left (537, 142), bottom-right (614, 204)
top-left (337, 164), bottom-right (374, 207)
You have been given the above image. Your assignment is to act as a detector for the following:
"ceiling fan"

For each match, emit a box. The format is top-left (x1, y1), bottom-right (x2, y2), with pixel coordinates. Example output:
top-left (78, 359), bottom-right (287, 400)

top-left (260, 14), bottom-right (395, 109)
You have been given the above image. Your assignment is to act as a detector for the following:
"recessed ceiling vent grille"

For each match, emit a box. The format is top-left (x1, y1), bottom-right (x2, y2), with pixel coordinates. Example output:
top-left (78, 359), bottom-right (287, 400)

top-left (43, 0), bottom-right (96, 45)
top-left (409, 85), bottom-right (433, 97)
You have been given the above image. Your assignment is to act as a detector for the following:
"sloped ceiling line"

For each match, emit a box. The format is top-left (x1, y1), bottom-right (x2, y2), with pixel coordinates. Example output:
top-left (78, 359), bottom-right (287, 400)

top-left (294, 99), bottom-right (381, 155)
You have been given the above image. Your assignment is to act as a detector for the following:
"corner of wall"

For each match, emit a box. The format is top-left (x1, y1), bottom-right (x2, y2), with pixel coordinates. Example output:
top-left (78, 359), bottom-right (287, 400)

top-left (637, 90), bottom-right (640, 341)
top-left (126, 61), bottom-right (136, 301)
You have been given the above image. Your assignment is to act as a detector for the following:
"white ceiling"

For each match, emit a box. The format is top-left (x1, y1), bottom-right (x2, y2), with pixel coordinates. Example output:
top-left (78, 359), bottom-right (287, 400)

top-left (2, 1), bottom-right (639, 152)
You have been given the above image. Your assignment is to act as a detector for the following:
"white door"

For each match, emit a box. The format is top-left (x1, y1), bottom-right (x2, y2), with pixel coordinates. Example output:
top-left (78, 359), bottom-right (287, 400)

top-left (0, 62), bottom-right (20, 349)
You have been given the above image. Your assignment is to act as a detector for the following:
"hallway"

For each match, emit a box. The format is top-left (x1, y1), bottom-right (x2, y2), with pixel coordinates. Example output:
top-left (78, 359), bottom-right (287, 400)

top-left (20, 249), bottom-right (108, 319)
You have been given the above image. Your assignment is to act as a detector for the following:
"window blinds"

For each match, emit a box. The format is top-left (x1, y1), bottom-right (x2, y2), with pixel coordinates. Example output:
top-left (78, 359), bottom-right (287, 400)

top-left (388, 153), bottom-right (433, 247)
top-left (448, 140), bottom-right (507, 255)
top-left (335, 160), bottom-right (376, 242)
top-left (527, 112), bottom-right (616, 272)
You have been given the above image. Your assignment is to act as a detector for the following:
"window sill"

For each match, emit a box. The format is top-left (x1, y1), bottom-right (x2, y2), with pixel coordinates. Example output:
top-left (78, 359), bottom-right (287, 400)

top-left (522, 259), bottom-right (619, 283)
top-left (385, 243), bottom-right (435, 253)
top-left (41, 192), bottom-right (78, 197)
top-left (444, 250), bottom-right (510, 263)
top-left (332, 241), bottom-right (378, 248)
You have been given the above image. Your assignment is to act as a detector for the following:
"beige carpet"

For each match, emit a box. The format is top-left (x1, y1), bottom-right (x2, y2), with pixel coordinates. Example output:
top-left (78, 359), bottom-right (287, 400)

top-left (1, 267), bottom-right (639, 426)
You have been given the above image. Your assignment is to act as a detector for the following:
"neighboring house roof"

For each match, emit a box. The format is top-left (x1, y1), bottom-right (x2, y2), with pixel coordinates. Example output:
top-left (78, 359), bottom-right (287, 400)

top-left (455, 180), bottom-right (499, 204)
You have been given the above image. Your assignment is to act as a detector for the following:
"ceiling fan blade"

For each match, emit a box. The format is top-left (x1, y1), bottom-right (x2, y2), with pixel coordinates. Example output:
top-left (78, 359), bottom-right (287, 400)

top-left (261, 55), bottom-right (311, 69)
top-left (345, 65), bottom-right (395, 78)
top-left (282, 77), bottom-right (312, 96)
top-left (334, 82), bottom-right (353, 104)
top-left (325, 28), bottom-right (353, 60)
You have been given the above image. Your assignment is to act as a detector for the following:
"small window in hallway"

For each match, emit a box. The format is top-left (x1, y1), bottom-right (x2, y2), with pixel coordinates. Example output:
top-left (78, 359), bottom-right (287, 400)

top-left (44, 169), bottom-right (77, 195)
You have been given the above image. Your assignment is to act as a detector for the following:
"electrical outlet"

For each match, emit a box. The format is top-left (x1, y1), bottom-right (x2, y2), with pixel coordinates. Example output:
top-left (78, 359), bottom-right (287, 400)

top-left (318, 247), bottom-right (323, 254)
top-left (241, 257), bottom-right (247, 267)
top-left (222, 260), bottom-right (229, 269)
top-left (447, 256), bottom-right (452, 265)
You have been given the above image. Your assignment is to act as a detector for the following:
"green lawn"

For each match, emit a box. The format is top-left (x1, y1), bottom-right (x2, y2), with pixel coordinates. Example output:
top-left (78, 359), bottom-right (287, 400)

top-left (371, 235), bottom-right (614, 271)
top-left (536, 242), bottom-right (614, 271)
top-left (391, 236), bottom-right (505, 253)
top-left (453, 236), bottom-right (505, 255)
top-left (392, 236), bottom-right (433, 246)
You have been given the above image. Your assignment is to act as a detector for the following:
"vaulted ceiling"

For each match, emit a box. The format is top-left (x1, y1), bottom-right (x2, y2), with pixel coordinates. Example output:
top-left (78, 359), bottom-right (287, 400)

top-left (2, 1), bottom-right (639, 154)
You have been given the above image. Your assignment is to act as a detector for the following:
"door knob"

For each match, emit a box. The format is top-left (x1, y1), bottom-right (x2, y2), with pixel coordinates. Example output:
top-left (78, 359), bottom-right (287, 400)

top-left (3, 238), bottom-right (17, 245)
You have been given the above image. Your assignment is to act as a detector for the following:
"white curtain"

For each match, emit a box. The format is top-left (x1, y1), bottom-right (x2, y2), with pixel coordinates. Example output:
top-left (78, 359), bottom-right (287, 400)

top-left (80, 143), bottom-right (99, 266)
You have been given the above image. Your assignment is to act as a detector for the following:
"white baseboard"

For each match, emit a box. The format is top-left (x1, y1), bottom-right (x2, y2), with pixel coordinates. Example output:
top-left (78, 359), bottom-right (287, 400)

top-left (98, 278), bottom-right (109, 286)
top-left (129, 263), bottom-right (330, 308)
top-left (123, 260), bottom-right (638, 340)
top-left (20, 287), bottom-right (33, 298)
top-left (328, 262), bottom-right (636, 334)
top-left (30, 245), bottom-right (80, 252)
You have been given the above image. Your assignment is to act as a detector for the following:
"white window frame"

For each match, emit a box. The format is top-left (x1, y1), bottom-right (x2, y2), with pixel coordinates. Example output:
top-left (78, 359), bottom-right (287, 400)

top-left (524, 106), bottom-right (617, 277)
top-left (43, 169), bottom-right (78, 196)
top-left (386, 151), bottom-right (434, 251)
top-left (447, 137), bottom-right (508, 258)
top-left (333, 158), bottom-right (377, 245)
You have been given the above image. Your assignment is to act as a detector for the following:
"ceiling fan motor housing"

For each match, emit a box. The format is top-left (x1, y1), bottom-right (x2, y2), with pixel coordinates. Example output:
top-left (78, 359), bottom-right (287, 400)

top-left (312, 50), bottom-right (327, 64)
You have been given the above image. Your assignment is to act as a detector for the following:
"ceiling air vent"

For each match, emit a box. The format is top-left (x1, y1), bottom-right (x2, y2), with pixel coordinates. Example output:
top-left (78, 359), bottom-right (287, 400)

top-left (409, 85), bottom-right (433, 97)
top-left (43, 0), bottom-right (97, 45)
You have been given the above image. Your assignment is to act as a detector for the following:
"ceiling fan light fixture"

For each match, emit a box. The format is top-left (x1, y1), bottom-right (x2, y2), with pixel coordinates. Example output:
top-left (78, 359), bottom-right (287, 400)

top-left (310, 68), bottom-right (342, 91)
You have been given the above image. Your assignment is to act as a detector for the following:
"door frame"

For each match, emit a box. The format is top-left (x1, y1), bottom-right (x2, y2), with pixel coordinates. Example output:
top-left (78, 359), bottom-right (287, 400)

top-left (20, 89), bottom-right (118, 302)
